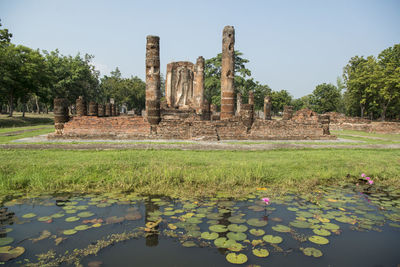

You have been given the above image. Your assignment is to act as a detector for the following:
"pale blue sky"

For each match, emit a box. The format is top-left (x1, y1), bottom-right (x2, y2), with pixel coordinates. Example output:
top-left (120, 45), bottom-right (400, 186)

top-left (1, 0), bottom-right (399, 98)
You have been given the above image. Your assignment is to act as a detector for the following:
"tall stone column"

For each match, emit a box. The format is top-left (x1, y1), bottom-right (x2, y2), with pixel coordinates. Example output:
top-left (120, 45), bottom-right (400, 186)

top-left (54, 98), bottom-right (69, 135)
top-left (236, 93), bottom-right (242, 115)
top-left (76, 96), bottom-right (87, 116)
top-left (264, 96), bottom-right (272, 120)
top-left (248, 91), bottom-right (254, 105)
top-left (194, 56), bottom-right (205, 113)
top-left (220, 26), bottom-right (235, 120)
top-left (145, 35), bottom-right (161, 125)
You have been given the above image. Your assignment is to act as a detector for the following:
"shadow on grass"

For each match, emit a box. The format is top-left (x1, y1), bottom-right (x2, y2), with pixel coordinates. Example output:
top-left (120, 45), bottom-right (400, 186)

top-left (0, 116), bottom-right (54, 128)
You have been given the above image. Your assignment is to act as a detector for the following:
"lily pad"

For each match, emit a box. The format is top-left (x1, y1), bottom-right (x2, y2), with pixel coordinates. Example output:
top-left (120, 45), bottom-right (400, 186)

top-left (290, 220), bottom-right (311, 228)
top-left (249, 229), bottom-right (265, 236)
top-left (51, 213), bottom-right (65, 219)
top-left (21, 213), bottom-right (36, 219)
top-left (63, 229), bottom-right (77, 235)
top-left (252, 248), bottom-right (269, 258)
top-left (228, 216), bottom-right (246, 224)
top-left (272, 224), bottom-right (291, 233)
top-left (226, 253), bottom-right (248, 264)
top-left (0, 246), bottom-right (25, 261)
top-left (38, 216), bottom-right (52, 222)
top-left (247, 218), bottom-right (268, 227)
top-left (214, 237), bottom-right (237, 248)
top-left (125, 213), bottom-right (142, 221)
top-left (65, 216), bottom-right (80, 222)
top-left (227, 224), bottom-right (248, 232)
top-left (209, 224), bottom-right (228, 233)
top-left (313, 228), bottom-right (331, 236)
top-left (201, 232), bottom-right (219, 240)
top-left (227, 232), bottom-right (247, 241)
top-left (182, 241), bottom-right (196, 247)
top-left (302, 247), bottom-right (323, 257)
top-left (262, 235), bottom-right (282, 244)
top-left (308, 235), bottom-right (329, 245)
top-left (78, 212), bottom-right (94, 218)
top-left (0, 237), bottom-right (14, 246)
top-left (74, 225), bottom-right (90, 231)
top-left (322, 222), bottom-right (340, 230)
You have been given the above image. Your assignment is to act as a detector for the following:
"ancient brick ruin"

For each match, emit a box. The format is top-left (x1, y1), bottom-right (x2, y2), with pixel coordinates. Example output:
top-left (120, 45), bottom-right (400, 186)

top-left (50, 26), bottom-right (335, 141)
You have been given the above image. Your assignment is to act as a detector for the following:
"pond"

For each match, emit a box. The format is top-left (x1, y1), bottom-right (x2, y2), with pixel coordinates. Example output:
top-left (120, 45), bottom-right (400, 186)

top-left (1, 181), bottom-right (400, 266)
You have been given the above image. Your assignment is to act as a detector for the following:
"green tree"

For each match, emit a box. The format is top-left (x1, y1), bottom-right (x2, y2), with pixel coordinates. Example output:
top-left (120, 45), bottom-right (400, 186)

top-left (270, 90), bottom-right (292, 115)
top-left (310, 83), bottom-right (342, 113)
top-left (0, 20), bottom-right (12, 46)
top-left (292, 94), bottom-right (313, 111)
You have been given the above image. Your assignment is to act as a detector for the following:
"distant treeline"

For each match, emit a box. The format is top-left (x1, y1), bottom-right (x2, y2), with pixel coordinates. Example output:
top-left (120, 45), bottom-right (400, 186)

top-left (1, 20), bottom-right (399, 120)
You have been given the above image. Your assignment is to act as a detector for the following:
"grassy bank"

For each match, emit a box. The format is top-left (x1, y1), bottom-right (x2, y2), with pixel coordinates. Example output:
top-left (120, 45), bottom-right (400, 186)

top-left (0, 149), bottom-right (399, 199)
top-left (0, 112), bottom-right (54, 128)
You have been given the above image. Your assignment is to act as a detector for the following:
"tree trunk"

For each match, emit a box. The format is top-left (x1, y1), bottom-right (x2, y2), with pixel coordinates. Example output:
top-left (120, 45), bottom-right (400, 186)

top-left (35, 95), bottom-right (40, 114)
top-left (381, 105), bottom-right (387, 122)
top-left (46, 105), bottom-right (49, 114)
top-left (8, 92), bottom-right (13, 117)
top-left (22, 103), bottom-right (26, 117)
top-left (360, 104), bottom-right (365, 118)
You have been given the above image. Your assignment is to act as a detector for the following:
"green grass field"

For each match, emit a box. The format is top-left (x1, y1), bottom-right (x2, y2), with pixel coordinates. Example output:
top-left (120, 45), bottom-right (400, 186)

top-left (0, 112), bottom-right (54, 128)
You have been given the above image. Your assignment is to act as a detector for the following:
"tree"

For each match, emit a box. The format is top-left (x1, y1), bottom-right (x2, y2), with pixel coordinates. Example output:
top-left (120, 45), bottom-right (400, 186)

top-left (310, 83), bottom-right (342, 113)
top-left (292, 95), bottom-right (313, 111)
top-left (376, 44), bottom-right (400, 121)
top-left (270, 90), bottom-right (292, 115)
top-left (0, 20), bottom-right (12, 46)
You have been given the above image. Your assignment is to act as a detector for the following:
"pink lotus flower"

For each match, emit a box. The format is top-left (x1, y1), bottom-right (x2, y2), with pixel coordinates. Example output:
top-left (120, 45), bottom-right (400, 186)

top-left (366, 177), bottom-right (371, 180)
top-left (368, 180), bottom-right (374, 185)
top-left (262, 198), bottom-right (270, 205)
top-left (361, 173), bottom-right (366, 177)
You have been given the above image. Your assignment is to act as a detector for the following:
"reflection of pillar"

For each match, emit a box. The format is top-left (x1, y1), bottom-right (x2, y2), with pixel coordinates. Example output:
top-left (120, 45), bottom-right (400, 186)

top-left (236, 93), bottom-right (242, 115)
top-left (76, 96), bottom-right (86, 116)
top-left (194, 56), bottom-right (205, 113)
top-left (220, 26), bottom-right (235, 120)
top-left (145, 35), bottom-right (161, 125)
top-left (145, 199), bottom-right (159, 247)
top-left (53, 98), bottom-right (69, 135)
top-left (264, 96), bottom-right (271, 120)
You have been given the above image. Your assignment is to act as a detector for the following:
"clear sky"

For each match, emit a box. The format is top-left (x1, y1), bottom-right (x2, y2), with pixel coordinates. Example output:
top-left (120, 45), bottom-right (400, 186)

top-left (1, 0), bottom-right (399, 98)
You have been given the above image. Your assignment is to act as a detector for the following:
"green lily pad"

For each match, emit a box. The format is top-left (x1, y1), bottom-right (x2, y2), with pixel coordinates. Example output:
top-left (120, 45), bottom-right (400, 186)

top-left (322, 222), bottom-right (340, 230)
top-left (77, 212), bottom-right (94, 218)
top-left (263, 234), bottom-right (283, 244)
top-left (272, 224), bottom-right (291, 233)
top-left (226, 253), bottom-right (248, 264)
top-left (182, 241), bottom-right (196, 247)
top-left (209, 224), bottom-right (228, 233)
top-left (163, 211), bottom-right (175, 216)
top-left (227, 224), bottom-right (248, 232)
top-left (206, 213), bottom-right (222, 220)
top-left (0, 246), bottom-right (25, 261)
top-left (249, 229), bottom-right (265, 236)
top-left (287, 207), bottom-right (299, 212)
top-left (63, 229), bottom-right (77, 235)
top-left (247, 218), bottom-right (268, 227)
top-left (201, 232), bottom-right (219, 240)
top-left (308, 235), bottom-right (329, 245)
top-left (290, 220), bottom-right (311, 228)
top-left (227, 232), bottom-right (247, 241)
top-left (214, 237), bottom-right (237, 248)
top-left (74, 225), bottom-right (90, 231)
top-left (75, 205), bottom-right (88, 210)
top-left (186, 231), bottom-right (201, 238)
top-left (38, 216), bottom-right (52, 222)
top-left (0, 237), bottom-right (14, 246)
top-left (65, 216), bottom-right (80, 222)
top-left (252, 248), bottom-right (269, 258)
top-left (313, 228), bottom-right (331, 236)
top-left (21, 213), bottom-right (36, 219)
top-left (65, 209), bottom-right (77, 214)
top-left (228, 216), bottom-right (246, 224)
top-left (51, 213), bottom-right (65, 219)
top-left (302, 247), bottom-right (323, 257)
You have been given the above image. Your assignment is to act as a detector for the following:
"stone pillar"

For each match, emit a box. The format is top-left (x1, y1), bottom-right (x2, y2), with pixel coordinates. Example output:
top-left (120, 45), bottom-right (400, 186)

top-left (76, 96), bottom-right (87, 116)
top-left (105, 103), bottom-right (112, 117)
top-left (220, 26), bottom-right (235, 120)
top-left (145, 35), bottom-right (161, 125)
top-left (264, 96), bottom-right (272, 120)
top-left (111, 104), bottom-right (116, 116)
top-left (202, 100), bottom-right (211, 120)
top-left (248, 91), bottom-right (254, 105)
top-left (319, 115), bottom-right (330, 135)
top-left (194, 56), bottom-right (205, 113)
top-left (98, 104), bottom-right (105, 117)
top-left (240, 104), bottom-right (254, 129)
top-left (54, 98), bottom-right (69, 135)
top-left (282, 106), bottom-right (293, 120)
top-left (236, 93), bottom-right (242, 115)
top-left (88, 101), bottom-right (98, 116)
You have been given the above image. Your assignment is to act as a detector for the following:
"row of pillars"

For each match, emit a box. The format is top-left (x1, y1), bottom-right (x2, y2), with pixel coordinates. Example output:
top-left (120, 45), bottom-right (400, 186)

top-left (76, 96), bottom-right (120, 117)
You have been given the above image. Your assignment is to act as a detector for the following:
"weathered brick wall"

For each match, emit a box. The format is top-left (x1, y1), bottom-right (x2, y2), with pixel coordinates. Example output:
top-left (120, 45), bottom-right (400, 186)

top-left (325, 112), bottom-right (400, 133)
top-left (53, 109), bottom-right (334, 140)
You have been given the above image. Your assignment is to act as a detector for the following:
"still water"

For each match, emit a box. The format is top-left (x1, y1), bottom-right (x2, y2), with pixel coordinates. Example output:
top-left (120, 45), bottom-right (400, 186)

top-left (1, 183), bottom-right (399, 266)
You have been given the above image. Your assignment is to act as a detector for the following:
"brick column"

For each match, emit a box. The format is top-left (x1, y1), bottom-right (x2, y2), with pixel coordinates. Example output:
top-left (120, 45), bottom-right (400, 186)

top-left (220, 26), bottom-right (235, 120)
top-left (194, 56), bottom-right (205, 113)
top-left (145, 35), bottom-right (161, 125)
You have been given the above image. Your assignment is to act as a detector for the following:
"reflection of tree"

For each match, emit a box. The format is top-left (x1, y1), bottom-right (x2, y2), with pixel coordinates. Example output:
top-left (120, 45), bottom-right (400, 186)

top-left (144, 199), bottom-right (159, 247)
top-left (216, 204), bottom-right (232, 255)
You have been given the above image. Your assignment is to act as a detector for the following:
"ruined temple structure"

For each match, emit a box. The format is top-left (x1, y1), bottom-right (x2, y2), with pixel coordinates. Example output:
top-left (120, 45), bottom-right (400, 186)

top-left (50, 26), bottom-right (335, 140)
